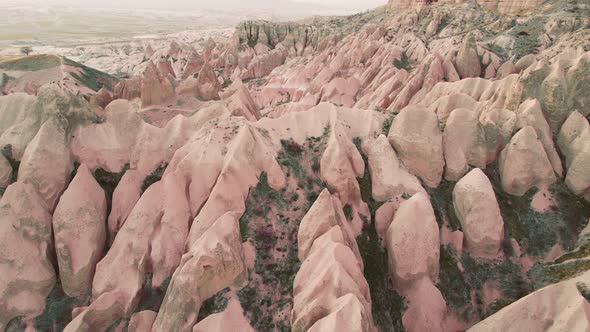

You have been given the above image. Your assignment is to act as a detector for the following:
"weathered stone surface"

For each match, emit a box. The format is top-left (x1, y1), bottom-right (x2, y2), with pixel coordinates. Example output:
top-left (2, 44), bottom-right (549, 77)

top-left (499, 126), bottom-right (556, 196)
top-left (558, 111), bottom-right (590, 198)
top-left (0, 183), bottom-right (55, 330)
top-left (455, 33), bottom-right (481, 79)
top-left (388, 106), bottom-right (444, 188)
top-left (53, 164), bottom-right (106, 299)
top-left (453, 168), bottom-right (504, 258)
top-left (386, 192), bottom-right (440, 285)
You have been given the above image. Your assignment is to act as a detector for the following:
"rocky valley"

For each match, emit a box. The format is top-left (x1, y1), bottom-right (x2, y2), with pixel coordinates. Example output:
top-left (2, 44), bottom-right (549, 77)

top-left (1, 0), bottom-right (590, 331)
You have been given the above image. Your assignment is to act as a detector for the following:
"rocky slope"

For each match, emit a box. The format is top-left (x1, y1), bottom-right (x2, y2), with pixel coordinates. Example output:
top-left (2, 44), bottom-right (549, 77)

top-left (1, 0), bottom-right (590, 331)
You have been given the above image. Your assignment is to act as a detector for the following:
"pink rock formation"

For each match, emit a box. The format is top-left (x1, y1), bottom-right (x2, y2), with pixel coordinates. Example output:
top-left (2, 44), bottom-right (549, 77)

top-left (455, 33), bottom-right (481, 79)
top-left (388, 106), bottom-right (445, 188)
top-left (470, 276), bottom-right (590, 331)
top-left (402, 277), bottom-right (448, 332)
top-left (153, 213), bottom-right (246, 332)
top-left (128, 310), bottom-right (157, 332)
top-left (53, 164), bottom-right (107, 299)
top-left (364, 135), bottom-right (424, 202)
top-left (18, 116), bottom-right (72, 211)
top-left (114, 78), bottom-right (142, 101)
top-left (221, 79), bottom-right (261, 121)
top-left (558, 111), bottom-right (590, 199)
top-left (192, 298), bottom-right (254, 332)
top-left (443, 108), bottom-right (487, 181)
top-left (453, 168), bottom-right (504, 258)
top-left (499, 126), bottom-right (556, 196)
top-left (140, 61), bottom-right (174, 107)
top-left (516, 99), bottom-right (563, 177)
top-left (0, 183), bottom-right (55, 330)
top-left (292, 189), bottom-right (373, 332)
top-left (386, 192), bottom-right (440, 285)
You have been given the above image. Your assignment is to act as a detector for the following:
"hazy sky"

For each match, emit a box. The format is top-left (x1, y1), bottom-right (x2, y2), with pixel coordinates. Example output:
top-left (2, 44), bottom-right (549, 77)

top-left (11, 0), bottom-right (387, 12)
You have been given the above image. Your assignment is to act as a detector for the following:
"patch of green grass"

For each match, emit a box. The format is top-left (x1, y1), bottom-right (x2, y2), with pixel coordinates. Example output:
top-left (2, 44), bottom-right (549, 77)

top-left (353, 136), bottom-right (406, 331)
top-left (0, 54), bottom-right (62, 72)
top-left (438, 246), bottom-right (471, 312)
top-left (483, 162), bottom-right (590, 257)
top-left (141, 162), bottom-right (168, 194)
top-left (382, 118), bottom-right (393, 136)
top-left (1, 145), bottom-right (20, 184)
top-left (343, 204), bottom-right (353, 221)
top-left (510, 19), bottom-right (545, 59)
top-left (93, 163), bottom-right (130, 233)
top-left (425, 179), bottom-right (462, 231)
top-left (277, 138), bottom-right (306, 180)
top-left (356, 228), bottom-right (406, 332)
top-left (33, 280), bottom-right (79, 331)
top-left (64, 57), bottom-right (117, 91)
top-left (393, 52), bottom-right (412, 72)
top-left (136, 274), bottom-right (172, 312)
top-left (460, 254), bottom-right (530, 319)
top-left (197, 288), bottom-right (230, 321)
top-left (221, 79), bottom-right (232, 89)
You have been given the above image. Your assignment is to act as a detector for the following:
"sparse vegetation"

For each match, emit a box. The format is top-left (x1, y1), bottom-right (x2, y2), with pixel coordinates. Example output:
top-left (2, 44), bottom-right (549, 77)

top-left (197, 287), bottom-right (230, 321)
top-left (353, 136), bottom-right (406, 331)
top-left (393, 52), bottom-right (412, 72)
top-left (33, 280), bottom-right (79, 331)
top-left (141, 162), bottom-right (168, 194)
top-left (510, 19), bottom-right (544, 59)
top-left (20, 46), bottom-right (33, 56)
top-left (1, 145), bottom-right (20, 185)
top-left (93, 163), bottom-right (130, 229)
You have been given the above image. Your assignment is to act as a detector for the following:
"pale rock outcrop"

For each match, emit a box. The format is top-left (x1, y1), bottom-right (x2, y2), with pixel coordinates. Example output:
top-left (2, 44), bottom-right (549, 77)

top-left (307, 294), bottom-right (372, 332)
top-left (540, 61), bottom-right (569, 132)
top-left (386, 192), bottom-right (440, 285)
top-left (364, 135), bottom-right (424, 202)
top-left (478, 107), bottom-right (518, 162)
top-left (469, 276), bottom-right (590, 331)
top-left (558, 111), bottom-right (590, 198)
top-left (221, 79), bottom-right (261, 121)
top-left (319, 77), bottom-right (361, 108)
top-left (140, 61), bottom-right (174, 107)
top-left (516, 99), bottom-right (563, 176)
top-left (64, 291), bottom-right (127, 332)
top-left (53, 164), bottom-right (107, 299)
top-left (455, 33), bottom-right (481, 79)
top-left (243, 47), bottom-right (288, 79)
top-left (107, 169), bottom-right (143, 242)
top-left (443, 108), bottom-right (487, 181)
top-left (292, 190), bottom-right (372, 332)
top-left (388, 106), bottom-right (445, 188)
top-left (476, 0), bottom-right (545, 15)
top-left (499, 126), bottom-right (556, 196)
top-left (182, 52), bottom-right (205, 79)
top-left (192, 298), bottom-right (254, 332)
top-left (496, 61), bottom-right (516, 79)
top-left (0, 92), bottom-right (40, 159)
top-left (320, 124), bottom-right (365, 207)
top-left (297, 189), bottom-right (362, 263)
top-left (195, 64), bottom-right (221, 101)
top-left (114, 78), bottom-right (142, 101)
top-left (453, 168), bottom-right (504, 258)
top-left (515, 54), bottom-right (537, 73)
top-left (18, 116), bottom-right (72, 211)
top-left (0, 183), bottom-right (55, 330)
top-left (402, 277), bottom-right (448, 332)
top-left (128, 310), bottom-right (157, 332)
top-left (152, 213), bottom-right (246, 332)
top-left (89, 87), bottom-right (113, 110)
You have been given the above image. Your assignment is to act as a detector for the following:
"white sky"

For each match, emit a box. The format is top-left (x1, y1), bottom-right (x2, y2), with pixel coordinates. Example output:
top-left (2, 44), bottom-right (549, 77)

top-left (6, 0), bottom-right (387, 12)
